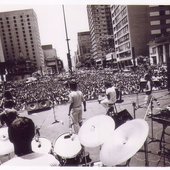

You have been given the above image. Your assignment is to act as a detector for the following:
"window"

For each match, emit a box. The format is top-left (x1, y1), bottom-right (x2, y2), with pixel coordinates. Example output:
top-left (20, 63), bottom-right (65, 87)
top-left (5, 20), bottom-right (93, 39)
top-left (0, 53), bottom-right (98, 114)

top-left (150, 20), bottom-right (160, 25)
top-left (166, 19), bottom-right (170, 24)
top-left (151, 29), bottom-right (161, 34)
top-left (150, 11), bottom-right (159, 16)
top-left (166, 28), bottom-right (170, 32)
top-left (165, 10), bottom-right (170, 15)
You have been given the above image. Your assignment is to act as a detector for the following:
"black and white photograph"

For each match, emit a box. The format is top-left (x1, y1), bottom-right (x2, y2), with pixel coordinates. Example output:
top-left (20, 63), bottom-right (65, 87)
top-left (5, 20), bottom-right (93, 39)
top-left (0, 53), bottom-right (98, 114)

top-left (0, 0), bottom-right (170, 168)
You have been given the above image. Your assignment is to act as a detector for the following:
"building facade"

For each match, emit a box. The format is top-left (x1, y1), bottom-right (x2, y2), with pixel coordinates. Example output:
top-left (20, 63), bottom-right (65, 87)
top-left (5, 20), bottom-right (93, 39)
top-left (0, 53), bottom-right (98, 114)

top-left (87, 5), bottom-right (113, 66)
top-left (42, 44), bottom-right (63, 74)
top-left (0, 9), bottom-right (44, 79)
top-left (111, 5), bottom-right (150, 69)
top-left (77, 31), bottom-right (92, 67)
top-left (148, 5), bottom-right (170, 65)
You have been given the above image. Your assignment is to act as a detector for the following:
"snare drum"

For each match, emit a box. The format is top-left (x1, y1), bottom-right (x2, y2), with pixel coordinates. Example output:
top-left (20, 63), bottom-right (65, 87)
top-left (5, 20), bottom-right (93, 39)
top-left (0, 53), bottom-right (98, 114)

top-left (53, 132), bottom-right (82, 166)
top-left (31, 137), bottom-right (52, 154)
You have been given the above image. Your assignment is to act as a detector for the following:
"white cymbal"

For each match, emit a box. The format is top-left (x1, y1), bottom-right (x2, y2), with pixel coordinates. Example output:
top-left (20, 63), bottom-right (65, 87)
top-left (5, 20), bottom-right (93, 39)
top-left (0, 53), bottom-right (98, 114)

top-left (100, 119), bottom-right (149, 166)
top-left (78, 114), bottom-right (115, 147)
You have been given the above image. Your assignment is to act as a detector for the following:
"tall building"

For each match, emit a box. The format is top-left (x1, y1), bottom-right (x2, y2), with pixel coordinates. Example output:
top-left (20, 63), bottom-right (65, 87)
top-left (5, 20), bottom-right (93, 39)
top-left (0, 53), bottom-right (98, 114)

top-left (148, 5), bottom-right (170, 65)
top-left (77, 31), bottom-right (92, 66)
top-left (0, 9), bottom-right (44, 78)
top-left (87, 5), bottom-right (113, 66)
top-left (111, 5), bottom-right (150, 69)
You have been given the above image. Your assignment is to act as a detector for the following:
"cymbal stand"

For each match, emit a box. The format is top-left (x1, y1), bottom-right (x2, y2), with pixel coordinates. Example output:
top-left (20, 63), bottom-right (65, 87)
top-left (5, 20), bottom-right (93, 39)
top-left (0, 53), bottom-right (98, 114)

top-left (144, 96), bottom-right (159, 144)
top-left (144, 139), bottom-right (149, 166)
top-left (132, 102), bottom-right (136, 119)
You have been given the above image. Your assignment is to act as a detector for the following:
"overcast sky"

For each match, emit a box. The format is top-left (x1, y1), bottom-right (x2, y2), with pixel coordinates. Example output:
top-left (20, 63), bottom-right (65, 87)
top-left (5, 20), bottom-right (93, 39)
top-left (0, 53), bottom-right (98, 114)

top-left (0, 2), bottom-right (89, 68)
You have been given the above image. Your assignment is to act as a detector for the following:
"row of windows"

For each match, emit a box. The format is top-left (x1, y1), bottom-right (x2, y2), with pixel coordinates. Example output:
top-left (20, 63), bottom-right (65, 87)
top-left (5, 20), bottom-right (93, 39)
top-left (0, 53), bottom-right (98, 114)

top-left (0, 15), bottom-right (30, 21)
top-left (116, 42), bottom-right (130, 52)
top-left (114, 7), bottom-right (127, 24)
top-left (117, 34), bottom-right (129, 45)
top-left (151, 28), bottom-right (170, 34)
top-left (150, 10), bottom-right (170, 17)
top-left (114, 16), bottom-right (128, 32)
top-left (115, 25), bottom-right (128, 39)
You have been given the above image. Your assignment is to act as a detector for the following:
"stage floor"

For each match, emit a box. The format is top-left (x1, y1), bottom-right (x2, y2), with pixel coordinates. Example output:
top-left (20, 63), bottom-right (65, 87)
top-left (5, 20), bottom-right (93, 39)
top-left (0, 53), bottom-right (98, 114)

top-left (1, 89), bottom-right (170, 167)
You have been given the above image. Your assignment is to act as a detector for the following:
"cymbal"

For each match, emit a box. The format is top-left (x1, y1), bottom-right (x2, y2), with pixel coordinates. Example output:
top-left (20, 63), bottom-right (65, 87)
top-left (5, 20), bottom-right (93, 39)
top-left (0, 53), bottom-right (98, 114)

top-left (78, 114), bottom-right (115, 147)
top-left (100, 119), bottom-right (149, 166)
top-left (0, 127), bottom-right (14, 155)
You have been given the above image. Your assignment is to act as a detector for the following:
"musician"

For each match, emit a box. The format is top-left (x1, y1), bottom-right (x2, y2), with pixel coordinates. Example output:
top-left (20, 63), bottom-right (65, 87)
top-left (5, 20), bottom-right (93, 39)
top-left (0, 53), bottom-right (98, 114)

top-left (100, 82), bottom-right (117, 113)
top-left (2, 116), bottom-right (60, 166)
top-left (144, 73), bottom-right (153, 107)
top-left (0, 109), bottom-right (18, 127)
top-left (0, 90), bottom-right (16, 109)
top-left (68, 81), bottom-right (86, 134)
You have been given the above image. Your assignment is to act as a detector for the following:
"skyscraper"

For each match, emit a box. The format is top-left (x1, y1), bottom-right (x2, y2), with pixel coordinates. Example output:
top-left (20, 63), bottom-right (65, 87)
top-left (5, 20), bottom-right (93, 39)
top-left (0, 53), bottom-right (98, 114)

top-left (0, 9), bottom-right (44, 78)
top-left (111, 5), bottom-right (150, 69)
top-left (87, 5), bottom-right (113, 66)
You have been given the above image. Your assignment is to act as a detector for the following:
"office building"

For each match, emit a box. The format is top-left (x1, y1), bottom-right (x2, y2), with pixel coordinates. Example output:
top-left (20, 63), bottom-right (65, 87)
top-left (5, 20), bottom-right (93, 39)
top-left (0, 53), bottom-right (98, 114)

top-left (0, 9), bottom-right (44, 78)
top-left (148, 5), bottom-right (170, 65)
top-left (87, 5), bottom-right (113, 66)
top-left (111, 5), bottom-right (150, 69)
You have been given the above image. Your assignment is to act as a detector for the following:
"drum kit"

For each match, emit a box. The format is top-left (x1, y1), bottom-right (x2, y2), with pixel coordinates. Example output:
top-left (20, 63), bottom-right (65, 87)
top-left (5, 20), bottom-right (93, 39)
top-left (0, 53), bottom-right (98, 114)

top-left (0, 114), bottom-right (149, 167)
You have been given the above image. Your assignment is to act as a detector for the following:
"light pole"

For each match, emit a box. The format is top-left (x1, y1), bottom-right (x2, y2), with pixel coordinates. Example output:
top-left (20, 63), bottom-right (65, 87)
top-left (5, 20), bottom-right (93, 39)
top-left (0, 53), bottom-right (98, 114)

top-left (62, 5), bottom-right (72, 75)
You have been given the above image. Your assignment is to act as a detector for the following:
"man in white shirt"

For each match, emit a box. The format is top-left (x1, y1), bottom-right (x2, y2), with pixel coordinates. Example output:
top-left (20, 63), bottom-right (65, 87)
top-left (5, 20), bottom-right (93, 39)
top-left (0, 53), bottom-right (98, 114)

top-left (1, 116), bottom-right (59, 166)
top-left (100, 82), bottom-right (117, 113)
top-left (68, 81), bottom-right (86, 134)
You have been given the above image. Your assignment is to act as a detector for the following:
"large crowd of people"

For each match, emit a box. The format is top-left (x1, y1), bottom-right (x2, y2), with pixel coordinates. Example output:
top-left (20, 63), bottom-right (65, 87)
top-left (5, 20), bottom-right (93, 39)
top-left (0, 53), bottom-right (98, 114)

top-left (0, 64), bottom-right (168, 111)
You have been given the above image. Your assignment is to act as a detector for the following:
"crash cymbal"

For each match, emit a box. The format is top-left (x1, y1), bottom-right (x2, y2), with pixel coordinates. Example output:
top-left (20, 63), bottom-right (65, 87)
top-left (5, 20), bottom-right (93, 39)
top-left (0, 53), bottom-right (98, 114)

top-left (78, 114), bottom-right (115, 147)
top-left (0, 127), bottom-right (14, 155)
top-left (100, 119), bottom-right (149, 166)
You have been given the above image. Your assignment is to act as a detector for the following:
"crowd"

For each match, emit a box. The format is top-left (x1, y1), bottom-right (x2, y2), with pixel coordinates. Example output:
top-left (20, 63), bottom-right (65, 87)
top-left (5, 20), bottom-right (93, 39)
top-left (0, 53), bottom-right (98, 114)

top-left (0, 65), bottom-right (167, 111)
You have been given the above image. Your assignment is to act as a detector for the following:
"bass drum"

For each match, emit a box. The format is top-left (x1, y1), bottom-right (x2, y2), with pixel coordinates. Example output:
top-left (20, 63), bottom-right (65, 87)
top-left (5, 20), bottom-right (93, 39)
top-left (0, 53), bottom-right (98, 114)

top-left (53, 132), bottom-right (82, 166)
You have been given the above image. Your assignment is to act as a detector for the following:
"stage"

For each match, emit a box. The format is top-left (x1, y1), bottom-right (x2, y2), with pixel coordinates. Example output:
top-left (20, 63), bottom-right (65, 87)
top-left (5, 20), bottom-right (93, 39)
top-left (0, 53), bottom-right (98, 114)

top-left (1, 89), bottom-right (170, 167)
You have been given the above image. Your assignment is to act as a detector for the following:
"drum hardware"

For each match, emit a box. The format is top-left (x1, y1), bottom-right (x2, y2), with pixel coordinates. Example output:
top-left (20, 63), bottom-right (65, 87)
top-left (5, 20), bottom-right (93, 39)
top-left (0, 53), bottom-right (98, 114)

top-left (144, 97), bottom-right (160, 145)
top-left (79, 151), bottom-right (91, 166)
top-left (132, 102), bottom-right (136, 119)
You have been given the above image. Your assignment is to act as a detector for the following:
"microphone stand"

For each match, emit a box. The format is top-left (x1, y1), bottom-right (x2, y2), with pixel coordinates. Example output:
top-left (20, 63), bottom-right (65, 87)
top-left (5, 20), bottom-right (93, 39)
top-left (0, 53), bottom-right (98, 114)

top-left (50, 95), bottom-right (63, 125)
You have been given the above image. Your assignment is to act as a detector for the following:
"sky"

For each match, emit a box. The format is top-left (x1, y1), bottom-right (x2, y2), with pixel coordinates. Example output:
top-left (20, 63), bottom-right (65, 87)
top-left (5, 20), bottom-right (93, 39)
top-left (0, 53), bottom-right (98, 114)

top-left (0, 2), bottom-right (90, 68)
top-left (0, 0), bottom-right (170, 68)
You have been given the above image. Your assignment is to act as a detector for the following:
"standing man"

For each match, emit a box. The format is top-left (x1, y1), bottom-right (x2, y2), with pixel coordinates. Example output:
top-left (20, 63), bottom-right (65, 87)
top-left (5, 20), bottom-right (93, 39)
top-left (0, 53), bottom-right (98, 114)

top-left (144, 73), bottom-right (153, 107)
top-left (68, 81), bottom-right (86, 134)
top-left (100, 82), bottom-right (117, 113)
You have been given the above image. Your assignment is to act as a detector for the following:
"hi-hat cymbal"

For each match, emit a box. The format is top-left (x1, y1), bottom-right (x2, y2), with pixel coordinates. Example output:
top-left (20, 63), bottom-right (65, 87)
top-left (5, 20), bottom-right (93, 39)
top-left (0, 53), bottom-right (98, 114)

top-left (78, 114), bottom-right (115, 147)
top-left (0, 127), bottom-right (14, 155)
top-left (100, 119), bottom-right (149, 166)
